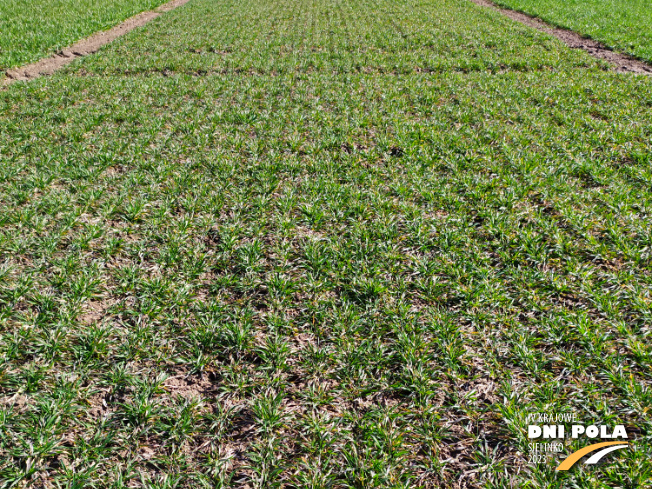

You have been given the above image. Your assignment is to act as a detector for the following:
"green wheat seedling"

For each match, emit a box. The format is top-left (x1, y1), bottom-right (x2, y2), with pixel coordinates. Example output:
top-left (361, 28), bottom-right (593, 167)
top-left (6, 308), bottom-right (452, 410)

top-left (0, 0), bottom-right (651, 487)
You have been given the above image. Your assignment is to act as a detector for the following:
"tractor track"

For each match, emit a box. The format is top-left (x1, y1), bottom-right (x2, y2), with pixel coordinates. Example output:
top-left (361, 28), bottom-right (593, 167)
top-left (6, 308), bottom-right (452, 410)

top-left (469, 0), bottom-right (652, 75)
top-left (1, 0), bottom-right (192, 86)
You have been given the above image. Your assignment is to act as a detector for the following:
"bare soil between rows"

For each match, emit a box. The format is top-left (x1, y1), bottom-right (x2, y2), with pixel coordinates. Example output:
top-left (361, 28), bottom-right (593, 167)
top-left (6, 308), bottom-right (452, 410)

top-left (1, 0), bottom-right (191, 86)
top-left (470, 0), bottom-right (652, 74)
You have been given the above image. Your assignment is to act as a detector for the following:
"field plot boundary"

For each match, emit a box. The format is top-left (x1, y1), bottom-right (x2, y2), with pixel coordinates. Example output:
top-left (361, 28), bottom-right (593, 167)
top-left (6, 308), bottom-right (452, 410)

top-left (469, 0), bottom-right (652, 74)
top-left (1, 0), bottom-right (191, 86)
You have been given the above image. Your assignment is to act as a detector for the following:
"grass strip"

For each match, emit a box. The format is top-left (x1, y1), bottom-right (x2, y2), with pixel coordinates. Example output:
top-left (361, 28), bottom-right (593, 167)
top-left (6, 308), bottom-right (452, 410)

top-left (492, 0), bottom-right (652, 63)
top-left (0, 0), bottom-right (169, 71)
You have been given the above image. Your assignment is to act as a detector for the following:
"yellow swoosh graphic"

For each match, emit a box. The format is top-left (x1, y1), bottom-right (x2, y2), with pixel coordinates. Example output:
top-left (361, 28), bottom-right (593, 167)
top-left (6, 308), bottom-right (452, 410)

top-left (556, 442), bottom-right (629, 471)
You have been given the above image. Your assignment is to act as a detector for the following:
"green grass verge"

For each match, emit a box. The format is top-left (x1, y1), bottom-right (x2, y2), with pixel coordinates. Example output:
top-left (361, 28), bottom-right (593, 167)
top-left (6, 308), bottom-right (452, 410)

top-left (0, 0), bottom-right (651, 487)
top-left (492, 0), bottom-right (652, 63)
top-left (0, 0), bottom-right (169, 71)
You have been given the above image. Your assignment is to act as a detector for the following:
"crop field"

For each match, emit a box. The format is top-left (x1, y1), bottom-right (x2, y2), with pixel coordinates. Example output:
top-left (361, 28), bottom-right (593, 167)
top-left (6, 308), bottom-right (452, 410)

top-left (493, 0), bottom-right (652, 63)
top-left (0, 0), bottom-right (168, 71)
top-left (1, 0), bottom-right (651, 487)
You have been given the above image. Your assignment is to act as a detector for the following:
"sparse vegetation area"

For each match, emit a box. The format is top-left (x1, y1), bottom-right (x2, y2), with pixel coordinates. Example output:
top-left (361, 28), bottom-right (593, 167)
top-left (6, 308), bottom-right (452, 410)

top-left (493, 0), bottom-right (652, 62)
top-left (0, 0), bottom-right (168, 70)
top-left (0, 0), bottom-right (651, 487)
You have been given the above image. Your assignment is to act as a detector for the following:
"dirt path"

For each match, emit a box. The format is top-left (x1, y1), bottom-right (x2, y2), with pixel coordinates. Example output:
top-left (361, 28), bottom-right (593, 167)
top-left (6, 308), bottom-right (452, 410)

top-left (1, 0), bottom-right (192, 86)
top-left (469, 0), bottom-right (652, 75)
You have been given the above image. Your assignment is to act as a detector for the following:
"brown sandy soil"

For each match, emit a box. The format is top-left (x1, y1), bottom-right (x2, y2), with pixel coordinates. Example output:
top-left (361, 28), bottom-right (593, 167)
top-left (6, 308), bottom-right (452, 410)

top-left (1, 0), bottom-right (192, 86)
top-left (469, 0), bottom-right (652, 74)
